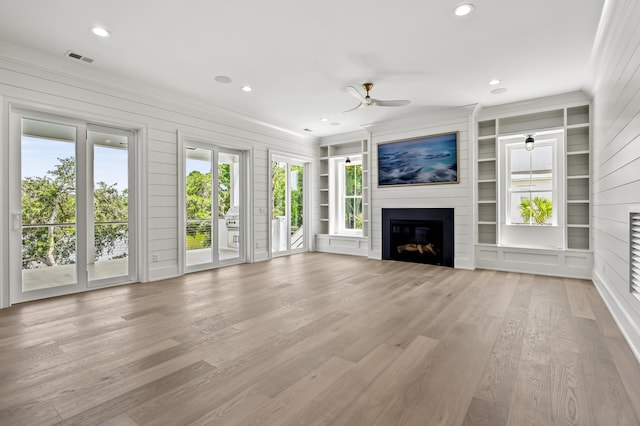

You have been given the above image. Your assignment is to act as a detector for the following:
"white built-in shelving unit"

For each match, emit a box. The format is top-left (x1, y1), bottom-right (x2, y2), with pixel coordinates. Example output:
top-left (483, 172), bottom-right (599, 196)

top-left (475, 102), bottom-right (592, 278)
top-left (316, 138), bottom-right (370, 256)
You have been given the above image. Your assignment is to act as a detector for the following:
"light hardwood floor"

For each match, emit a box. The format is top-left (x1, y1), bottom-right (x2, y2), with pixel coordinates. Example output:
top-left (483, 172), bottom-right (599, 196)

top-left (1, 252), bottom-right (639, 425)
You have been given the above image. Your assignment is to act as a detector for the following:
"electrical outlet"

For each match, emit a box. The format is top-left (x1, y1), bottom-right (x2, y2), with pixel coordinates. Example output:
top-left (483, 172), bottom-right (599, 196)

top-left (152, 253), bottom-right (159, 263)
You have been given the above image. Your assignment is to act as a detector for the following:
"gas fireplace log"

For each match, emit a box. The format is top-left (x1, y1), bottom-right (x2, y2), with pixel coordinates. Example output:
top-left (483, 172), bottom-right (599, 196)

top-left (396, 243), bottom-right (438, 256)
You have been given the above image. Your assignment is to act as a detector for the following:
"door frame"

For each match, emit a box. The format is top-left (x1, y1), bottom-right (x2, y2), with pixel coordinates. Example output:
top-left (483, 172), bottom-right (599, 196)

top-left (178, 132), bottom-right (251, 275)
top-left (4, 104), bottom-right (145, 305)
top-left (268, 150), bottom-right (312, 259)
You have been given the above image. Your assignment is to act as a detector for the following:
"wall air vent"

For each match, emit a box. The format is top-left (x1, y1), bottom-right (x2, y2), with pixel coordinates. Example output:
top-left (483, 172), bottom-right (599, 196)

top-left (64, 50), bottom-right (94, 63)
top-left (631, 212), bottom-right (640, 301)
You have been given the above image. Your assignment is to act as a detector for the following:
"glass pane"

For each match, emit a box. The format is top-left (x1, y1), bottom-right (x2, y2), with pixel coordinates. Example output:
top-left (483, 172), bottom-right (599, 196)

top-left (88, 131), bottom-right (129, 281)
top-left (271, 161), bottom-right (287, 253)
top-left (290, 164), bottom-right (304, 249)
top-left (219, 152), bottom-right (241, 261)
top-left (355, 198), bottom-right (363, 230)
top-left (355, 164), bottom-right (363, 195)
top-left (345, 165), bottom-right (355, 196)
top-left (531, 145), bottom-right (553, 191)
top-left (186, 147), bottom-right (213, 266)
top-left (510, 191), bottom-right (553, 225)
top-left (21, 119), bottom-right (77, 291)
top-left (510, 145), bottom-right (553, 192)
top-left (345, 198), bottom-right (354, 229)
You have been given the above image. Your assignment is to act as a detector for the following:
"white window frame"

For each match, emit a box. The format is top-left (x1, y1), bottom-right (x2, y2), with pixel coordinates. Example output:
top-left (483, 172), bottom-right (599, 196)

top-left (505, 140), bottom-right (557, 227)
top-left (498, 130), bottom-right (565, 249)
top-left (330, 156), bottom-right (363, 236)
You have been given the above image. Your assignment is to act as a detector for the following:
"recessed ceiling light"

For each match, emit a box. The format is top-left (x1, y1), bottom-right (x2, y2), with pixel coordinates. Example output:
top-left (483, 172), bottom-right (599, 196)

top-left (491, 88), bottom-right (508, 94)
top-left (454, 4), bottom-right (474, 16)
top-left (215, 75), bottom-right (232, 84)
top-left (91, 27), bottom-right (111, 37)
top-left (489, 79), bottom-right (501, 86)
top-left (241, 85), bottom-right (252, 92)
top-left (321, 118), bottom-right (329, 122)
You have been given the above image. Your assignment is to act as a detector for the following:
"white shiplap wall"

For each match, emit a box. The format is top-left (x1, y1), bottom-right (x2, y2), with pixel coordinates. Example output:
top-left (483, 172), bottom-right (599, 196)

top-left (366, 107), bottom-right (475, 269)
top-left (591, 0), bottom-right (640, 359)
top-left (0, 52), bottom-right (316, 307)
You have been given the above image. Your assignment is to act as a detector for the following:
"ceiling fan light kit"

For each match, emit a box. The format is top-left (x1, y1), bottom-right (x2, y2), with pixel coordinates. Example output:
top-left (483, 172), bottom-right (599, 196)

top-left (344, 82), bottom-right (410, 113)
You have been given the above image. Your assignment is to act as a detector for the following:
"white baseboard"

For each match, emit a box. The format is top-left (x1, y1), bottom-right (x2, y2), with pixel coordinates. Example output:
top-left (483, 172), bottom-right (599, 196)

top-left (148, 265), bottom-right (180, 282)
top-left (475, 245), bottom-right (592, 279)
top-left (592, 270), bottom-right (640, 363)
top-left (315, 234), bottom-right (368, 257)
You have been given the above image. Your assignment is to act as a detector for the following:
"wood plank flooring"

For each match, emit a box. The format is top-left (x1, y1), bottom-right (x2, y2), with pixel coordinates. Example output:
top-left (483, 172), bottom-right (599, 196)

top-left (0, 252), bottom-right (639, 425)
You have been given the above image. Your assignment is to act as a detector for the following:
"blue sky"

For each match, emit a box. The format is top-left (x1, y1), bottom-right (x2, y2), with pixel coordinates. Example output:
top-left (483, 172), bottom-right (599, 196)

top-left (22, 137), bottom-right (128, 189)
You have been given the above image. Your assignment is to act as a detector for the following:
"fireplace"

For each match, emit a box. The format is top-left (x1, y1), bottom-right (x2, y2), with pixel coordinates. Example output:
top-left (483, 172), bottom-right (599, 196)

top-left (382, 208), bottom-right (454, 267)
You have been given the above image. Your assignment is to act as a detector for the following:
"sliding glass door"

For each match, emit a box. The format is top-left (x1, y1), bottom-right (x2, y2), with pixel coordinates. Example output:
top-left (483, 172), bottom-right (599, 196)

top-left (183, 142), bottom-right (244, 272)
top-left (271, 156), bottom-right (307, 256)
top-left (9, 110), bottom-right (136, 303)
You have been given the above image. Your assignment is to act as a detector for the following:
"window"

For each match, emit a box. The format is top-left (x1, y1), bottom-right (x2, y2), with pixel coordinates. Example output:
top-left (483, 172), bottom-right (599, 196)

top-left (343, 162), bottom-right (363, 231)
top-left (330, 157), bottom-right (363, 235)
top-left (507, 142), bottom-right (555, 226)
top-left (498, 130), bottom-right (564, 248)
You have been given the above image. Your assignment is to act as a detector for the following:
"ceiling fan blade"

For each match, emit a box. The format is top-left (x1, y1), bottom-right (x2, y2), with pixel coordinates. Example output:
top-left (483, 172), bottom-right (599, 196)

top-left (347, 86), bottom-right (366, 102)
top-left (343, 102), bottom-right (364, 113)
top-left (372, 99), bottom-right (411, 107)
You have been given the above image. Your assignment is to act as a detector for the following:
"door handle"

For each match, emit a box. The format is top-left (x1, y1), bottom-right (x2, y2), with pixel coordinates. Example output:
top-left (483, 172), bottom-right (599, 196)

top-left (13, 213), bottom-right (22, 231)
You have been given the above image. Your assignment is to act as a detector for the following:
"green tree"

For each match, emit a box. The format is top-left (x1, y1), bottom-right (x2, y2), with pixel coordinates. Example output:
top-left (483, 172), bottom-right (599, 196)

top-left (22, 157), bottom-right (76, 267)
top-left (93, 182), bottom-right (128, 259)
top-left (184, 164), bottom-right (232, 249)
top-left (21, 157), bottom-right (129, 268)
top-left (218, 163), bottom-right (231, 218)
top-left (272, 162), bottom-right (286, 219)
top-left (290, 164), bottom-right (303, 231)
top-left (519, 196), bottom-right (553, 225)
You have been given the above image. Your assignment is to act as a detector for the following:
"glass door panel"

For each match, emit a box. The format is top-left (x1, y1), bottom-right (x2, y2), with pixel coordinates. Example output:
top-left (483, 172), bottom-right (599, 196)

top-left (185, 147), bottom-right (214, 267)
top-left (20, 119), bottom-right (78, 292)
top-left (88, 129), bottom-right (130, 282)
top-left (271, 161), bottom-right (287, 254)
top-left (290, 164), bottom-right (304, 250)
top-left (271, 158), bottom-right (307, 256)
top-left (218, 152), bottom-right (241, 262)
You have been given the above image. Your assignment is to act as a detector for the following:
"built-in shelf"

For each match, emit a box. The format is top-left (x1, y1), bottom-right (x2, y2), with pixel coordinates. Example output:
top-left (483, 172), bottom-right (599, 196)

top-left (476, 103), bottom-right (591, 250)
top-left (319, 138), bottom-right (369, 237)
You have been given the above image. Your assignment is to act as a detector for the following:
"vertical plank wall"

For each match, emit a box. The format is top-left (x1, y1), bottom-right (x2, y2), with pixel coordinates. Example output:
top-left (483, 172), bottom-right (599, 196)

top-left (368, 110), bottom-right (474, 269)
top-left (591, 0), bottom-right (640, 358)
top-left (0, 54), bottom-right (316, 306)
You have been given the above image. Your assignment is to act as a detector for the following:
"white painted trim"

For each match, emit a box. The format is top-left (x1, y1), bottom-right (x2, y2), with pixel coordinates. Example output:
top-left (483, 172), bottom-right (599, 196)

top-left (319, 130), bottom-right (370, 146)
top-left (475, 245), bottom-right (593, 279)
top-left (268, 149), bottom-right (313, 259)
top-left (315, 234), bottom-right (368, 257)
top-left (177, 131), bottom-right (251, 274)
top-left (0, 95), bottom-right (7, 308)
top-left (477, 91), bottom-right (591, 122)
top-left (592, 269), bottom-right (640, 363)
top-left (137, 125), bottom-right (149, 283)
top-left (5, 105), bottom-right (146, 303)
top-left (177, 130), bottom-right (186, 277)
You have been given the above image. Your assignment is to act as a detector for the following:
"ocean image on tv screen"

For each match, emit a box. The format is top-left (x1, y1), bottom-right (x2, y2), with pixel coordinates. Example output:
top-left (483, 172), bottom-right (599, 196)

top-left (378, 133), bottom-right (458, 185)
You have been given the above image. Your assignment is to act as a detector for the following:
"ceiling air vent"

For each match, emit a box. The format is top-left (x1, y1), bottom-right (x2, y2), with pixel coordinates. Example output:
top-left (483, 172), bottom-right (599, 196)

top-left (64, 50), bottom-right (94, 63)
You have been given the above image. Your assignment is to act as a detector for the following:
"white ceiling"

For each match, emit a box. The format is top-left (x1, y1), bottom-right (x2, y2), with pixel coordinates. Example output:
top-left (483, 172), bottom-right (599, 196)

top-left (0, 0), bottom-right (605, 137)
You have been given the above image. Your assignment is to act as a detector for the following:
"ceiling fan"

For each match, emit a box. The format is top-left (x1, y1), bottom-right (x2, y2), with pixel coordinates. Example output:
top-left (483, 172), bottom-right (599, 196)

top-left (343, 82), bottom-right (410, 113)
